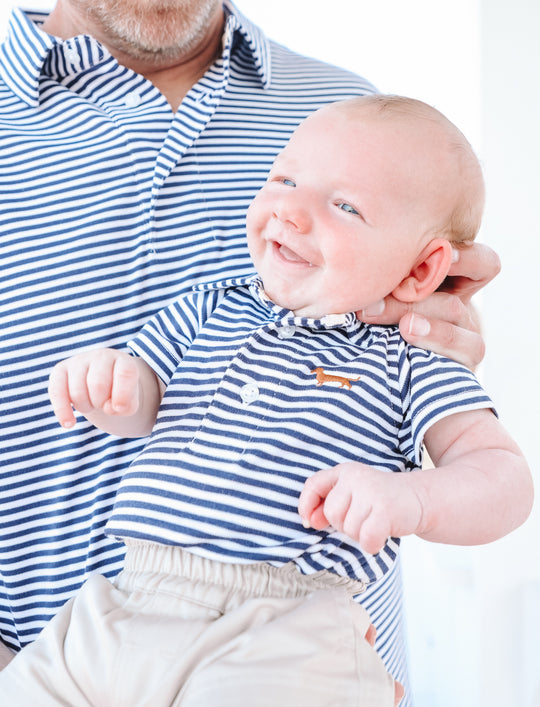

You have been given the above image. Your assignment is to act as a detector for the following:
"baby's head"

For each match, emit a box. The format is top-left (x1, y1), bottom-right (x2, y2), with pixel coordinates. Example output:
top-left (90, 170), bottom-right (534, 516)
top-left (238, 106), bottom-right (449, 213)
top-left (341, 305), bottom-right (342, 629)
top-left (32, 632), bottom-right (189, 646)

top-left (247, 95), bottom-right (484, 318)
top-left (334, 94), bottom-right (485, 246)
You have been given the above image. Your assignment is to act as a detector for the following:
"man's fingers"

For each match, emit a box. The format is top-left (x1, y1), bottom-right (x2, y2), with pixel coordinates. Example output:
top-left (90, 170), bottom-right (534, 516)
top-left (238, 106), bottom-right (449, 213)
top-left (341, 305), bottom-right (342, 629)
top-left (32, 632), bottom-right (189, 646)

top-left (360, 291), bottom-right (472, 329)
top-left (399, 312), bottom-right (485, 370)
top-left (364, 623), bottom-right (377, 647)
top-left (363, 624), bottom-right (404, 705)
top-left (360, 292), bottom-right (485, 369)
top-left (396, 293), bottom-right (485, 369)
top-left (358, 242), bottom-right (500, 328)
top-left (441, 242), bottom-right (501, 301)
top-left (394, 680), bottom-right (405, 706)
top-left (364, 624), bottom-right (404, 706)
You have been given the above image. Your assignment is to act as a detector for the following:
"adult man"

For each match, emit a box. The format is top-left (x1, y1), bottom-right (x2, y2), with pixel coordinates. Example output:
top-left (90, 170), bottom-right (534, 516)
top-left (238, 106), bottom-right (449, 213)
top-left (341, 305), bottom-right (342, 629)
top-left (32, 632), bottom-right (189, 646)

top-left (0, 1), bottom-right (499, 702)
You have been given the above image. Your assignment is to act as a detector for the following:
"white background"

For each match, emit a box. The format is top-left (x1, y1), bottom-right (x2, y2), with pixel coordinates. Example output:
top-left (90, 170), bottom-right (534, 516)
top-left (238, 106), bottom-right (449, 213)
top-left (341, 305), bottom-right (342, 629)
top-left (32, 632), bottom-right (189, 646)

top-left (1, 2), bottom-right (539, 705)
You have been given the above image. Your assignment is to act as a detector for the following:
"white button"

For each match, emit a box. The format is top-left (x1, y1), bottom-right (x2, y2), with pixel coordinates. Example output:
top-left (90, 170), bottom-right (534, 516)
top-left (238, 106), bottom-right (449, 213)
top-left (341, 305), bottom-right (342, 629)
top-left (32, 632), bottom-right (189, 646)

top-left (124, 91), bottom-right (142, 108)
top-left (277, 326), bottom-right (296, 339)
top-left (240, 382), bottom-right (260, 405)
top-left (66, 48), bottom-right (79, 64)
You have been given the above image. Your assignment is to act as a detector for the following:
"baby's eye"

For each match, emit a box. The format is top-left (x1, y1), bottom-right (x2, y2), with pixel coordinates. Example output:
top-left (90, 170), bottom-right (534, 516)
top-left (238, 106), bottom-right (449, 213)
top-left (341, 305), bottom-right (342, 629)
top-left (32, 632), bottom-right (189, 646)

top-left (337, 202), bottom-right (359, 215)
top-left (281, 178), bottom-right (296, 187)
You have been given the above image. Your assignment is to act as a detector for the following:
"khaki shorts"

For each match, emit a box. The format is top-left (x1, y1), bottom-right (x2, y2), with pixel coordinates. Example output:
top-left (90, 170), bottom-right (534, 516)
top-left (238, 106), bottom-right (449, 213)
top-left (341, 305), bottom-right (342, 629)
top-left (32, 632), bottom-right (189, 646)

top-left (0, 542), bottom-right (395, 706)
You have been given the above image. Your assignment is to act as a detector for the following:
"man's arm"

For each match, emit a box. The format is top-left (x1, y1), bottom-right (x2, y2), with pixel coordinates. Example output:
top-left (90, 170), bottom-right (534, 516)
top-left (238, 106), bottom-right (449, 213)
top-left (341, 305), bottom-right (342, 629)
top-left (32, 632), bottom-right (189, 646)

top-left (48, 348), bottom-right (165, 438)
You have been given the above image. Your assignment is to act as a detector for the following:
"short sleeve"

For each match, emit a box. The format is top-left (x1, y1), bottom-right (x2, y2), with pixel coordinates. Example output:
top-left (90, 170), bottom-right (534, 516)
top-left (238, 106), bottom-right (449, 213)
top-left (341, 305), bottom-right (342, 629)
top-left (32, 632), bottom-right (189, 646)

top-left (129, 289), bottom-right (224, 385)
top-left (397, 346), bottom-right (495, 466)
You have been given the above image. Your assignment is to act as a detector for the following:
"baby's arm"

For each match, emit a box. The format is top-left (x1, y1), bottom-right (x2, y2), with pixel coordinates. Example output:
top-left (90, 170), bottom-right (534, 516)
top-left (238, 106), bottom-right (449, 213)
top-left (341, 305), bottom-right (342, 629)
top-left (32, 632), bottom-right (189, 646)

top-left (48, 348), bottom-right (165, 437)
top-left (298, 408), bottom-right (533, 554)
top-left (411, 407), bottom-right (533, 544)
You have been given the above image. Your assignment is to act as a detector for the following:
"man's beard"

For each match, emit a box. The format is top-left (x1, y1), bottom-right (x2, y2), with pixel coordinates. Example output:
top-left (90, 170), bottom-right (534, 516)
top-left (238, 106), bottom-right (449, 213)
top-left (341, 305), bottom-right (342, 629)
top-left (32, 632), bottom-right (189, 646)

top-left (74, 0), bottom-right (221, 61)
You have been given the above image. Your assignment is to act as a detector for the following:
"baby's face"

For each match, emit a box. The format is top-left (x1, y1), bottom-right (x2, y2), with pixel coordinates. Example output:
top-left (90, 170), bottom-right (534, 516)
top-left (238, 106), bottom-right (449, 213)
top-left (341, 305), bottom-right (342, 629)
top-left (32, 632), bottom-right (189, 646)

top-left (246, 104), bottom-right (452, 317)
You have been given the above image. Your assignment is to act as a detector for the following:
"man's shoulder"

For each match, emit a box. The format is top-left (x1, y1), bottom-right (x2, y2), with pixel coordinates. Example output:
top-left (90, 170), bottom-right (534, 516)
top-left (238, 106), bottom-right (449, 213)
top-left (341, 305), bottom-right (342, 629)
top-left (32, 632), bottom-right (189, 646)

top-left (266, 39), bottom-right (377, 93)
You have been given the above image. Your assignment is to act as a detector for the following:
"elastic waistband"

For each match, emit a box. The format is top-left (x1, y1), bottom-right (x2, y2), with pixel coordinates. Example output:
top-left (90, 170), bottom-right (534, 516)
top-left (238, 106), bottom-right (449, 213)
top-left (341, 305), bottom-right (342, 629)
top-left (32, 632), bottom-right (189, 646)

top-left (121, 541), bottom-right (366, 599)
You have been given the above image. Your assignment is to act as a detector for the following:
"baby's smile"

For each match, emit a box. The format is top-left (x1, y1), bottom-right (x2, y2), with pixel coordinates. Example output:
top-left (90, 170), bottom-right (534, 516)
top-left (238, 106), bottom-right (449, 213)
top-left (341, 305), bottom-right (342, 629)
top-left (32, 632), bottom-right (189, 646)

top-left (272, 241), bottom-right (314, 267)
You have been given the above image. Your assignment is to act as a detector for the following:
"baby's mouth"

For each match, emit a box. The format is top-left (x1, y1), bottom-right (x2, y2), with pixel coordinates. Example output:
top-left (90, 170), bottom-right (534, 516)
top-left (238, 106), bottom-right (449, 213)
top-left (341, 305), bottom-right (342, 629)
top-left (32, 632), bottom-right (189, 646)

top-left (274, 242), bottom-right (313, 266)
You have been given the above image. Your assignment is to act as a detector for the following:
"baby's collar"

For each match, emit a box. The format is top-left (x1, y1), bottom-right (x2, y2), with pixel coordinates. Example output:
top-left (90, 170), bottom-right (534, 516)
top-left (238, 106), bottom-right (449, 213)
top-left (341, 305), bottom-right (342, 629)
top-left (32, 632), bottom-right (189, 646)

top-left (195, 275), bottom-right (360, 331)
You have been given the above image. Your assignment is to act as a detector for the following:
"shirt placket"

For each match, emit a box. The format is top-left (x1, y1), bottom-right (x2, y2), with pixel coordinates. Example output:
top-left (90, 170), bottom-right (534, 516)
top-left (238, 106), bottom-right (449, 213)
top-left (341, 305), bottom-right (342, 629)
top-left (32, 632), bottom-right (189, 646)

top-left (45, 18), bottom-right (237, 259)
top-left (146, 19), bottom-right (237, 254)
top-left (41, 36), bottom-right (172, 263)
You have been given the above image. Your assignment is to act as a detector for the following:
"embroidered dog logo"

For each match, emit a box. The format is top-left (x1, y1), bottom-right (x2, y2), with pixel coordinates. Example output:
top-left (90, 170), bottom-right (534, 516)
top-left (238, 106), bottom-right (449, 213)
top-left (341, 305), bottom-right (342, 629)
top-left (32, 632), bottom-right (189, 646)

top-left (310, 367), bottom-right (360, 389)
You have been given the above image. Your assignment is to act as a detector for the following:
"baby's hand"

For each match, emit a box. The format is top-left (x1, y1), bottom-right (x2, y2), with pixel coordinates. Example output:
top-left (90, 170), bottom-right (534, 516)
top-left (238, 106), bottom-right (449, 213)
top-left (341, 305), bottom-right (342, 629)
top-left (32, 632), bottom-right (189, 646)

top-left (298, 463), bottom-right (425, 555)
top-left (48, 348), bottom-right (141, 429)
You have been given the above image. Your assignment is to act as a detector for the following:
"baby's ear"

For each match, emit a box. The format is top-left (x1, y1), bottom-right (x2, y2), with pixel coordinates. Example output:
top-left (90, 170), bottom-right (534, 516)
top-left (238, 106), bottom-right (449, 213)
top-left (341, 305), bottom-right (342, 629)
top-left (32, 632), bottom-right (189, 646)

top-left (392, 238), bottom-right (453, 303)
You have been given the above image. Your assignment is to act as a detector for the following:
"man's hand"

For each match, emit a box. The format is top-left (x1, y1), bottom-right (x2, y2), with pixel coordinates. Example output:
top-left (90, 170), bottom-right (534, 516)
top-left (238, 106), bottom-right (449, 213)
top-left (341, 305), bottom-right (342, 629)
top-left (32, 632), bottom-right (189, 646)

top-left (358, 242), bottom-right (501, 369)
top-left (363, 625), bottom-right (405, 706)
top-left (298, 463), bottom-right (424, 556)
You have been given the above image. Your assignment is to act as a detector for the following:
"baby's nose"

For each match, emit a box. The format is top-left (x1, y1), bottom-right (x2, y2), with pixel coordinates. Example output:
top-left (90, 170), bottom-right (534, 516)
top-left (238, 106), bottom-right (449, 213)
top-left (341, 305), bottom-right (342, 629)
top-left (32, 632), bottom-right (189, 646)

top-left (273, 192), bottom-right (312, 233)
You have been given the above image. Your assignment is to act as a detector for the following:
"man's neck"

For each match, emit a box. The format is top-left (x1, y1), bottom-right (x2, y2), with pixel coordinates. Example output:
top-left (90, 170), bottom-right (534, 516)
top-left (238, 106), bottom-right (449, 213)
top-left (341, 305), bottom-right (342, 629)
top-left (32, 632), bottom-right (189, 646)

top-left (41, 1), bottom-right (225, 112)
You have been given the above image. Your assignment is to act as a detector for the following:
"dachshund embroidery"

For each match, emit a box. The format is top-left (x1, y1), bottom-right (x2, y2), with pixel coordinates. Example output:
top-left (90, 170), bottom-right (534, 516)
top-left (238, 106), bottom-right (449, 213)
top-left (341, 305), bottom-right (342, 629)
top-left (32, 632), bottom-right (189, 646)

top-left (310, 367), bottom-right (360, 389)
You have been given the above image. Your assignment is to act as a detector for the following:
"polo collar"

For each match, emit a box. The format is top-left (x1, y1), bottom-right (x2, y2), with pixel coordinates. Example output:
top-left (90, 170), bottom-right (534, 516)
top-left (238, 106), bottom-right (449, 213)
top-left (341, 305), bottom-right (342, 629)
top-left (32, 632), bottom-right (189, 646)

top-left (223, 0), bottom-right (271, 89)
top-left (195, 275), bottom-right (360, 332)
top-left (0, 9), bottom-right (56, 107)
top-left (0, 2), bottom-right (271, 108)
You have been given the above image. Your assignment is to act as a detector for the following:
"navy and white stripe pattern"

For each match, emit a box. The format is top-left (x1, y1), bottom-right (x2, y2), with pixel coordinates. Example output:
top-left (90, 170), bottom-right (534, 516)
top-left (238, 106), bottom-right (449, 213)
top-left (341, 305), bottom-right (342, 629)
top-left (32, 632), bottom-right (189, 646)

top-left (0, 3), bottom-right (378, 652)
top-left (113, 277), bottom-right (493, 585)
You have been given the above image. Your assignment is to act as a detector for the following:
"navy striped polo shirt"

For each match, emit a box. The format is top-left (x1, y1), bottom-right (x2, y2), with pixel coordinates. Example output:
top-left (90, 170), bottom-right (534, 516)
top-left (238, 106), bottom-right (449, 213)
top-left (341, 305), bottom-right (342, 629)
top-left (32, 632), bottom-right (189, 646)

top-left (108, 277), bottom-right (493, 586)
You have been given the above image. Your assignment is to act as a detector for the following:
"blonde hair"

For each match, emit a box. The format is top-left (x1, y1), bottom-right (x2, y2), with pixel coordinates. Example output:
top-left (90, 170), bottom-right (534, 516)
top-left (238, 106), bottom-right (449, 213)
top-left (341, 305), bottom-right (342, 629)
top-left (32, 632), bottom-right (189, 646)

top-left (335, 94), bottom-right (485, 247)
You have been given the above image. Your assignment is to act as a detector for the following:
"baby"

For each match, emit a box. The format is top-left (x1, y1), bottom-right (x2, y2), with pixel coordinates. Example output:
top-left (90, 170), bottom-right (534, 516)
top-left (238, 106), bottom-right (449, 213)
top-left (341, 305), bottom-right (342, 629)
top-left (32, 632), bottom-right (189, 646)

top-left (0, 96), bottom-right (531, 707)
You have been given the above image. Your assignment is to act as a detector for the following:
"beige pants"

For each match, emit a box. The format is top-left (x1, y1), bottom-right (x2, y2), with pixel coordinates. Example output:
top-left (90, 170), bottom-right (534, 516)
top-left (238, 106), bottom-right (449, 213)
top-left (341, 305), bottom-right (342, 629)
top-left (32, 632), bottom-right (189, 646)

top-left (0, 542), bottom-right (395, 706)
